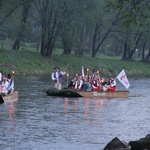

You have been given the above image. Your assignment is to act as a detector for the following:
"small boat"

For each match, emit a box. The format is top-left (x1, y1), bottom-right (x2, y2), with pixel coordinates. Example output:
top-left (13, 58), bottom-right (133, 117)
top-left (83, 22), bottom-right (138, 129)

top-left (0, 91), bottom-right (19, 104)
top-left (44, 88), bottom-right (129, 98)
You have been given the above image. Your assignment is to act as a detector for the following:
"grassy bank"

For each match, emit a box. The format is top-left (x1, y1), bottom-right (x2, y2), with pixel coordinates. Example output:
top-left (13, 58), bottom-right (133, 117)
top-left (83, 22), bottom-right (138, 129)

top-left (0, 49), bottom-right (149, 78)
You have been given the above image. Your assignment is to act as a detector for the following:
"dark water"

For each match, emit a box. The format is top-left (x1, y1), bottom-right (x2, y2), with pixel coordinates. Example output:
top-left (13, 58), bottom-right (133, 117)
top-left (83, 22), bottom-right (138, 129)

top-left (0, 77), bottom-right (150, 150)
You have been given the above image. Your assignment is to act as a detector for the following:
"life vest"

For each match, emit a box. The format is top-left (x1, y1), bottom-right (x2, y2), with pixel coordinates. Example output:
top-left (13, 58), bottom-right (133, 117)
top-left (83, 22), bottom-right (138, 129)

top-left (52, 70), bottom-right (63, 83)
top-left (91, 80), bottom-right (100, 91)
top-left (53, 70), bottom-right (62, 78)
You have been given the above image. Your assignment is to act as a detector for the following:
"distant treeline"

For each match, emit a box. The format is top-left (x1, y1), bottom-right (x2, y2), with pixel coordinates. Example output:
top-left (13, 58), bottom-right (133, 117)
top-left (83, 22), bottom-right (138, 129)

top-left (0, 0), bottom-right (150, 61)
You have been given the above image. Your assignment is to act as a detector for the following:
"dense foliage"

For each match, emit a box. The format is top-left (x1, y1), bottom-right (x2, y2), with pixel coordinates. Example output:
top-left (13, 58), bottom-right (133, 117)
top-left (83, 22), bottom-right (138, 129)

top-left (0, 0), bottom-right (150, 61)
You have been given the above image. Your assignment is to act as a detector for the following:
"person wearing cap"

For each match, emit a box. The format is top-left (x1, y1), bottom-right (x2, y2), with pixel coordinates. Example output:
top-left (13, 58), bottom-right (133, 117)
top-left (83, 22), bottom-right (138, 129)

top-left (51, 66), bottom-right (66, 90)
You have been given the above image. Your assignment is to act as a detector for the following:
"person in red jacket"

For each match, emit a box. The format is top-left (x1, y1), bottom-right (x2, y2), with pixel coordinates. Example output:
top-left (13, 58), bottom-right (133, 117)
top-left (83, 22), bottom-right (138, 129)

top-left (91, 76), bottom-right (101, 91)
top-left (107, 77), bottom-right (116, 91)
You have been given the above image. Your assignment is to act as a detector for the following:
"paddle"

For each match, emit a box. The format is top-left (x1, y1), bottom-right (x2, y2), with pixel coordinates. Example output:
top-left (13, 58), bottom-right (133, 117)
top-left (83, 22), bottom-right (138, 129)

top-left (63, 62), bottom-right (71, 71)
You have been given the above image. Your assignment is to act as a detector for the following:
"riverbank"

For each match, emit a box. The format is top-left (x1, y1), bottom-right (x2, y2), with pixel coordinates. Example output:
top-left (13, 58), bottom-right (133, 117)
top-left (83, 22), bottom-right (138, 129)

top-left (0, 49), bottom-right (149, 77)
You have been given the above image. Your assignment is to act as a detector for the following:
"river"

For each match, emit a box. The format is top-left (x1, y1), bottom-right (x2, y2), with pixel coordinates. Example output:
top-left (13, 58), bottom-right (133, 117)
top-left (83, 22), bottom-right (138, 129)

top-left (0, 77), bottom-right (150, 150)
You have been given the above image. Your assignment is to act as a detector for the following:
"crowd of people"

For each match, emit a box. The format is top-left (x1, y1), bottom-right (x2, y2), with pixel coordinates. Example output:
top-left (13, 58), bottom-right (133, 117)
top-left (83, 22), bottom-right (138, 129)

top-left (51, 67), bottom-right (116, 92)
top-left (68, 69), bottom-right (116, 92)
top-left (0, 71), bottom-right (14, 95)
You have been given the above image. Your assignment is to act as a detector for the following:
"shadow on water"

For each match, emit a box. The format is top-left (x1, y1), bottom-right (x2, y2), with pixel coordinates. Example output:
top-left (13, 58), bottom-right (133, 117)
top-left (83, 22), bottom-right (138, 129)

top-left (0, 77), bottom-right (150, 150)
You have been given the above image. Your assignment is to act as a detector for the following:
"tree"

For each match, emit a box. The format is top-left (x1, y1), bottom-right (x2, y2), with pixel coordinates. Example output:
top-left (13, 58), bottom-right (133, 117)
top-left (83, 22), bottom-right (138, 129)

top-left (105, 0), bottom-right (150, 60)
top-left (90, 0), bottom-right (128, 57)
top-left (35, 0), bottom-right (66, 56)
top-left (0, 0), bottom-right (21, 26)
top-left (12, 0), bottom-right (32, 50)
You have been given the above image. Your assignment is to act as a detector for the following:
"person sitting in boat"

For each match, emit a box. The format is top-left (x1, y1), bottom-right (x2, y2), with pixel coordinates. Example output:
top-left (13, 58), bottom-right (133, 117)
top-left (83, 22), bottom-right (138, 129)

top-left (51, 66), bottom-right (66, 90)
top-left (107, 77), bottom-right (116, 92)
top-left (68, 74), bottom-right (78, 89)
top-left (89, 69), bottom-right (98, 82)
top-left (100, 77), bottom-right (108, 91)
top-left (7, 74), bottom-right (14, 94)
top-left (82, 75), bottom-right (92, 91)
top-left (75, 75), bottom-right (83, 90)
top-left (91, 76), bottom-right (101, 91)
top-left (1, 74), bottom-right (9, 95)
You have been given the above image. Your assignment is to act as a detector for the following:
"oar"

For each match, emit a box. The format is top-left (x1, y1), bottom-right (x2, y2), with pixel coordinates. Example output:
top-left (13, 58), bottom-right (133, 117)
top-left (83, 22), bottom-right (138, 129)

top-left (63, 62), bottom-right (71, 71)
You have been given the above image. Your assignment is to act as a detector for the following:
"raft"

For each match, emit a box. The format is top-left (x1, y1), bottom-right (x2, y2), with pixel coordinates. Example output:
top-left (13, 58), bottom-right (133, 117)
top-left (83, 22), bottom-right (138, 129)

top-left (0, 91), bottom-right (19, 104)
top-left (44, 88), bottom-right (129, 98)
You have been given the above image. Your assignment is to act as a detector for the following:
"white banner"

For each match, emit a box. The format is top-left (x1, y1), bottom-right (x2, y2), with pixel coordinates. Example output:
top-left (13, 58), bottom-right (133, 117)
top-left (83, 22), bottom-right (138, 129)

top-left (117, 69), bottom-right (130, 89)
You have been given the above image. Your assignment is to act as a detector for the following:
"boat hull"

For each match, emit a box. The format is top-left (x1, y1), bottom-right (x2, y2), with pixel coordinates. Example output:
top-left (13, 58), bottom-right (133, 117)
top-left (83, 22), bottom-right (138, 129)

top-left (44, 88), bottom-right (129, 98)
top-left (0, 91), bottom-right (19, 104)
top-left (77, 91), bottom-right (129, 98)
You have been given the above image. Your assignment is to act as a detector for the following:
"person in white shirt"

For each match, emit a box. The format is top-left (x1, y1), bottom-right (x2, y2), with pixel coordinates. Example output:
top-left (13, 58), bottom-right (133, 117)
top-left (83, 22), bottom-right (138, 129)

top-left (7, 74), bottom-right (14, 94)
top-left (75, 76), bottom-right (83, 90)
top-left (1, 75), bottom-right (9, 95)
top-left (51, 66), bottom-right (66, 90)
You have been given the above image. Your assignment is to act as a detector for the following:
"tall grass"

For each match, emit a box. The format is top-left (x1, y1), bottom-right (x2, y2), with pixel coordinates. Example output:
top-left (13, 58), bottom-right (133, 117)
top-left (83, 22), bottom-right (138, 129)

top-left (0, 41), bottom-right (149, 77)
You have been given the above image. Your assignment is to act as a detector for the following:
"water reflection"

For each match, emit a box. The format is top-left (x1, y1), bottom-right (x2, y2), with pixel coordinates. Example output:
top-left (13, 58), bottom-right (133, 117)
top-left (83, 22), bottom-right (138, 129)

top-left (94, 99), bottom-right (103, 110)
top-left (0, 77), bottom-right (150, 150)
top-left (64, 98), bottom-right (69, 114)
top-left (64, 98), bottom-right (104, 116)
top-left (8, 104), bottom-right (15, 120)
top-left (7, 104), bottom-right (16, 135)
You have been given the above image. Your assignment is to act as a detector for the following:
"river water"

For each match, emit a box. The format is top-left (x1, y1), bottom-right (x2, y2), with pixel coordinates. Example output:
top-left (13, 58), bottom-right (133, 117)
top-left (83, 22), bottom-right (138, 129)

top-left (0, 77), bottom-right (150, 150)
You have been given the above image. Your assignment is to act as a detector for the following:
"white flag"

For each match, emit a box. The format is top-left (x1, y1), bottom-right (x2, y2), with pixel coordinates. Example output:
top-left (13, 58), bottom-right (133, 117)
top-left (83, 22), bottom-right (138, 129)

top-left (116, 69), bottom-right (130, 89)
top-left (82, 66), bottom-right (85, 78)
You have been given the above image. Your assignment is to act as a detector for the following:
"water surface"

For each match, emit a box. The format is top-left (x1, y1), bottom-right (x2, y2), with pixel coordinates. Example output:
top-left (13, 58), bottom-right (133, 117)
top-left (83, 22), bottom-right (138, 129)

top-left (0, 77), bottom-right (150, 150)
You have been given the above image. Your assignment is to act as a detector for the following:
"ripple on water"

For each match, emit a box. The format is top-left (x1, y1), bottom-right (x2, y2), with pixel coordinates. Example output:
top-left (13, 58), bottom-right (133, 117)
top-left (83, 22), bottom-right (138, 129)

top-left (0, 77), bottom-right (150, 150)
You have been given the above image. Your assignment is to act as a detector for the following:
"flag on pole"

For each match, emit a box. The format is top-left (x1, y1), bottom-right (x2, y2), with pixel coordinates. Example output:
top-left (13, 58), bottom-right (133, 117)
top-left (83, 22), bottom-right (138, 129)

top-left (116, 69), bottom-right (130, 89)
top-left (82, 66), bottom-right (85, 78)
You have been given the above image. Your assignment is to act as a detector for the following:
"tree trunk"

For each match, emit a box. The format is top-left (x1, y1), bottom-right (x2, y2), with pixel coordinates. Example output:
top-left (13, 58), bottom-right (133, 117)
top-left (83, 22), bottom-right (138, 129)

top-left (122, 42), bottom-right (128, 59)
top-left (145, 49), bottom-right (150, 62)
top-left (91, 22), bottom-right (98, 57)
top-left (91, 21), bottom-right (111, 57)
top-left (12, 1), bottom-right (31, 50)
top-left (128, 33), bottom-right (142, 59)
top-left (45, 37), bottom-right (55, 56)
top-left (39, 0), bottom-right (61, 57)
top-left (142, 41), bottom-right (146, 61)
top-left (62, 40), bottom-right (71, 55)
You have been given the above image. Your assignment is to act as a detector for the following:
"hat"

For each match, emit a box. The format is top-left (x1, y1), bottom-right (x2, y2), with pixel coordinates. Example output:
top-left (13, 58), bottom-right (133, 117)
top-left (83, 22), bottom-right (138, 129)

top-left (7, 74), bottom-right (12, 79)
top-left (93, 69), bottom-right (96, 72)
top-left (54, 66), bottom-right (59, 69)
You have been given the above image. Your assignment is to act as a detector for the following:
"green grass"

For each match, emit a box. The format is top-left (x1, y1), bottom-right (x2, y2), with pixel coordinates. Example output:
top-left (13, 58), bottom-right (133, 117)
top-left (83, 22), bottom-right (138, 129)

top-left (0, 46), bottom-right (149, 78)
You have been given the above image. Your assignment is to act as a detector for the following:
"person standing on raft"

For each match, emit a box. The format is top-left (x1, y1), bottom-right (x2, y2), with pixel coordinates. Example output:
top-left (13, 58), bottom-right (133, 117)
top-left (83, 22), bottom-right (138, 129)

top-left (51, 66), bottom-right (66, 90)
